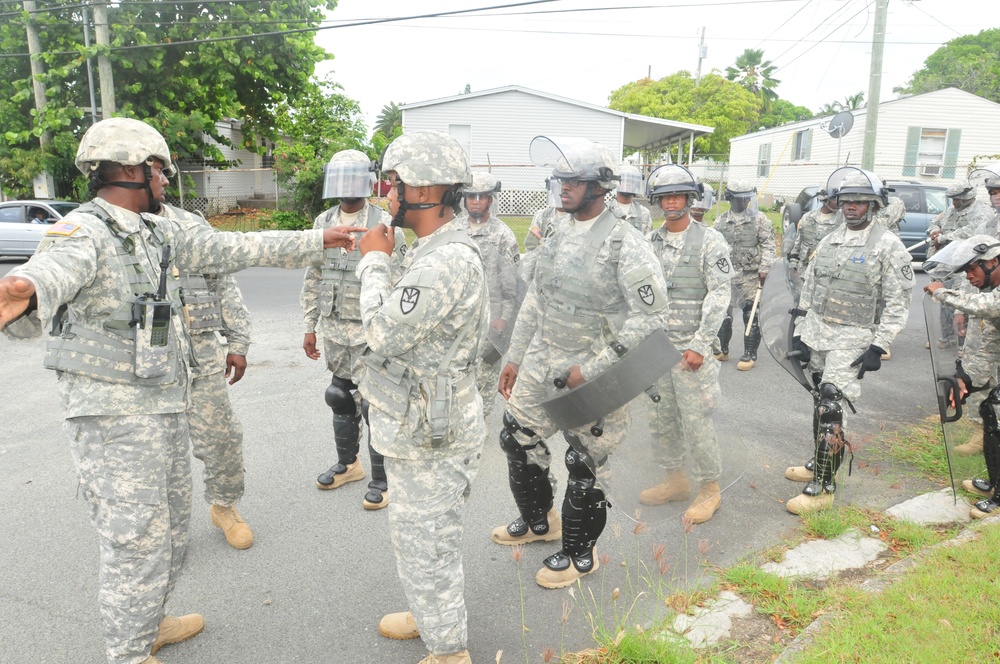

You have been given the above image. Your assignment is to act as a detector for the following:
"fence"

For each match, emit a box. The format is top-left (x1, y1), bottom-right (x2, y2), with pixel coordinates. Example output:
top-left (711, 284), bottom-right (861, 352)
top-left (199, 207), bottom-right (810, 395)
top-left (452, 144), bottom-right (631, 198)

top-left (168, 167), bottom-right (290, 217)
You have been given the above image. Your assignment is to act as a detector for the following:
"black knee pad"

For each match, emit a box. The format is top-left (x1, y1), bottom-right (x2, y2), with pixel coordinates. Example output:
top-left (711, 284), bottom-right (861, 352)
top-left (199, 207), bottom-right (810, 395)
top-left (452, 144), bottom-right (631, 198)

top-left (500, 412), bottom-right (552, 524)
top-left (325, 376), bottom-right (358, 414)
top-left (562, 446), bottom-right (608, 558)
top-left (806, 382), bottom-right (845, 495)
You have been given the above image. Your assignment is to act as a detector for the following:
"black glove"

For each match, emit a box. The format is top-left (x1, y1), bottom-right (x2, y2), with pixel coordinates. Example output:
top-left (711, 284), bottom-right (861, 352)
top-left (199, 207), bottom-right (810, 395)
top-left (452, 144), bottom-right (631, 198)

top-left (850, 345), bottom-right (886, 379)
top-left (790, 336), bottom-right (811, 364)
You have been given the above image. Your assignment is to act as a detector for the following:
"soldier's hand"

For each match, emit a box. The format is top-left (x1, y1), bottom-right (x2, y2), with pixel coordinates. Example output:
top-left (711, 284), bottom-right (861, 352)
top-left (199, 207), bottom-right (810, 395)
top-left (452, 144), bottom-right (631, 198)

top-left (225, 354), bottom-right (247, 385)
top-left (680, 349), bottom-right (704, 372)
top-left (360, 223), bottom-right (394, 257)
top-left (303, 333), bottom-right (320, 360)
top-left (850, 345), bottom-right (885, 379)
top-left (499, 362), bottom-right (519, 400)
top-left (565, 365), bottom-right (586, 389)
top-left (491, 319), bottom-right (507, 333)
top-left (322, 226), bottom-right (364, 250)
top-left (954, 313), bottom-right (967, 337)
top-left (0, 276), bottom-right (36, 331)
top-left (758, 271), bottom-right (767, 286)
top-left (923, 281), bottom-right (944, 295)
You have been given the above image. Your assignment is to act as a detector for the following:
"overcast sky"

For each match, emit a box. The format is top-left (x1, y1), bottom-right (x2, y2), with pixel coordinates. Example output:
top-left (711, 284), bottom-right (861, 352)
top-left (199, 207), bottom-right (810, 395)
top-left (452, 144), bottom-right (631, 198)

top-left (312, 0), bottom-right (997, 133)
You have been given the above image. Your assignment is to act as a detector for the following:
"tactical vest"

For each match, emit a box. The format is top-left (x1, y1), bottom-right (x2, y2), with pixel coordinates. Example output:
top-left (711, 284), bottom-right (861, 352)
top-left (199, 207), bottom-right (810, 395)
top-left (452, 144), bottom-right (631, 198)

top-left (177, 273), bottom-right (223, 334)
top-left (719, 213), bottom-right (761, 271)
top-left (534, 212), bottom-right (628, 351)
top-left (319, 203), bottom-right (383, 322)
top-left (360, 229), bottom-right (487, 447)
top-left (43, 203), bottom-right (181, 385)
top-left (810, 225), bottom-right (886, 327)
top-left (652, 222), bottom-right (708, 336)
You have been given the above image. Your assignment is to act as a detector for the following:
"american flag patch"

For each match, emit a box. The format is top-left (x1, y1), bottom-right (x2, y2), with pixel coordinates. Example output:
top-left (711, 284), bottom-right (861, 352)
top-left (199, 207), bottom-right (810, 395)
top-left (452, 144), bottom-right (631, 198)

top-left (46, 222), bottom-right (81, 236)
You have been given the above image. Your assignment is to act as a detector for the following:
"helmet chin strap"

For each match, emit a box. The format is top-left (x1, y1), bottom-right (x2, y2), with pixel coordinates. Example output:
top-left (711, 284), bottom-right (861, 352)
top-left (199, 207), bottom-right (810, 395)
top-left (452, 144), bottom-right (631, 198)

top-left (390, 182), bottom-right (460, 227)
top-left (105, 162), bottom-right (162, 213)
top-left (978, 260), bottom-right (999, 291)
top-left (564, 181), bottom-right (605, 214)
top-left (663, 193), bottom-right (695, 221)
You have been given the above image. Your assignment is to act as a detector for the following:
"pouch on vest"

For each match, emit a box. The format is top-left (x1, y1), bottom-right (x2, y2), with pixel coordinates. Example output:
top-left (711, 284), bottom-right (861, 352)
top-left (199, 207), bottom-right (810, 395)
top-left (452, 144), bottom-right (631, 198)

top-left (132, 297), bottom-right (172, 379)
top-left (360, 352), bottom-right (413, 422)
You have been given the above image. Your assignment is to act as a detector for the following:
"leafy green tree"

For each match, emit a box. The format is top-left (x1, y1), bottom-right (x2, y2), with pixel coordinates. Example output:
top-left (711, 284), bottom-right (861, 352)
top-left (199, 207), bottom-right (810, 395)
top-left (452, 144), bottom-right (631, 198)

top-left (374, 101), bottom-right (403, 139)
top-left (759, 99), bottom-right (813, 130)
top-left (894, 28), bottom-right (1000, 103)
top-left (726, 48), bottom-right (780, 111)
top-left (609, 71), bottom-right (761, 158)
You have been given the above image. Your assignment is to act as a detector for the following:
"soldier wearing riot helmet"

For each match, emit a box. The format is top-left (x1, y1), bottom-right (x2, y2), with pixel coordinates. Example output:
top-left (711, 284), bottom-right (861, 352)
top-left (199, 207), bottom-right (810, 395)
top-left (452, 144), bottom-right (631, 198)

top-left (924, 236), bottom-right (1000, 519)
top-left (784, 168), bottom-right (913, 515)
top-left (610, 164), bottom-right (653, 235)
top-left (301, 149), bottom-right (405, 509)
top-left (356, 131), bottom-right (483, 664)
top-left (0, 117), bottom-right (358, 664)
top-left (787, 186), bottom-right (842, 275)
top-left (521, 177), bottom-right (569, 282)
top-left (690, 184), bottom-right (715, 223)
top-left (493, 136), bottom-right (669, 588)
top-left (637, 164), bottom-right (733, 524)
top-left (713, 180), bottom-right (776, 368)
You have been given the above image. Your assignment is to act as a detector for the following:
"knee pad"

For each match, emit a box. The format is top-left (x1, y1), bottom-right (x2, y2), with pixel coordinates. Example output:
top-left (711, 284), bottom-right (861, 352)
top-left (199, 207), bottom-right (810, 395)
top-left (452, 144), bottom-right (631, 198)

top-left (325, 376), bottom-right (358, 414)
top-left (817, 383), bottom-right (844, 426)
top-left (500, 412), bottom-right (552, 523)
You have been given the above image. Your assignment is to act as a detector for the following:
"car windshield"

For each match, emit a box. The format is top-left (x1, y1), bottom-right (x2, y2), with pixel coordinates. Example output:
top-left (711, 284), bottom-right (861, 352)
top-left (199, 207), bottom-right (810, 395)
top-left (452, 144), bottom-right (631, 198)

top-left (49, 202), bottom-right (79, 216)
top-left (925, 189), bottom-right (947, 215)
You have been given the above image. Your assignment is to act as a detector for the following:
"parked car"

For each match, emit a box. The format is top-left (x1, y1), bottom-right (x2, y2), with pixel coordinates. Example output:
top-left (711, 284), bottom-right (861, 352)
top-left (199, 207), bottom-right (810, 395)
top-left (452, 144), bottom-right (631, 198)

top-left (781, 181), bottom-right (946, 263)
top-left (0, 199), bottom-right (80, 257)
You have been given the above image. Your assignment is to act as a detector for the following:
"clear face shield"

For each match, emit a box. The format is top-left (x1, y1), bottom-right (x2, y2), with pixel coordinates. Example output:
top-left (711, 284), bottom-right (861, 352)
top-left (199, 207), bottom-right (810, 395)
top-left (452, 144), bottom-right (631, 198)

top-left (463, 191), bottom-right (496, 220)
top-left (692, 186), bottom-right (715, 214)
top-left (545, 178), bottom-right (561, 208)
top-left (727, 191), bottom-right (758, 216)
top-left (828, 166), bottom-right (886, 225)
top-left (530, 136), bottom-right (609, 183)
top-left (322, 159), bottom-right (376, 200)
top-left (921, 239), bottom-right (996, 280)
top-left (617, 167), bottom-right (643, 197)
top-left (971, 166), bottom-right (1000, 210)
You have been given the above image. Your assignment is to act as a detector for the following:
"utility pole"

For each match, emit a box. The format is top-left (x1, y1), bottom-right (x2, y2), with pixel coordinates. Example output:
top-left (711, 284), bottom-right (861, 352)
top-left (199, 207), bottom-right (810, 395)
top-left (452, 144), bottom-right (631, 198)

top-left (861, 0), bottom-right (889, 171)
top-left (22, 0), bottom-right (50, 147)
top-left (92, 0), bottom-right (116, 117)
top-left (695, 27), bottom-right (707, 87)
top-left (82, 4), bottom-right (99, 125)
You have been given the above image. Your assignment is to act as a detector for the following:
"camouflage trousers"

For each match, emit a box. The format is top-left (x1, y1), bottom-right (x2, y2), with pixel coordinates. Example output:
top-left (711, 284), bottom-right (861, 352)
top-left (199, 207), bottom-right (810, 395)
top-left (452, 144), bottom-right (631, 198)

top-left (959, 318), bottom-right (998, 424)
top-left (189, 371), bottom-right (244, 506)
top-left (476, 358), bottom-right (502, 420)
top-left (323, 337), bottom-right (367, 385)
top-left (729, 271), bottom-right (762, 310)
top-left (807, 347), bottom-right (867, 405)
top-left (384, 451), bottom-right (482, 655)
top-left (647, 357), bottom-right (722, 483)
top-left (64, 413), bottom-right (192, 664)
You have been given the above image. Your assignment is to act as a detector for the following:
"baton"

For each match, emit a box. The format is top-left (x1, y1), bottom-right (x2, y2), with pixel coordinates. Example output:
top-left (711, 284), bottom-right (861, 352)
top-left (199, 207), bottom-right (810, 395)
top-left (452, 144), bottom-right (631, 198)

top-left (906, 238), bottom-right (929, 254)
top-left (744, 287), bottom-right (762, 337)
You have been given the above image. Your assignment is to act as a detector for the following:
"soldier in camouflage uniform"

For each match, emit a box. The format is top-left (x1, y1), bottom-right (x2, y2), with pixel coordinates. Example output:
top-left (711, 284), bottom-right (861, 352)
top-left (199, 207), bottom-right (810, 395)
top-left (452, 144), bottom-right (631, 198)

top-left (690, 185), bottom-right (715, 223)
top-left (520, 177), bottom-right (568, 283)
top-left (925, 235), bottom-right (1000, 519)
top-left (713, 181), bottom-right (776, 369)
top-left (301, 149), bottom-right (405, 509)
top-left (787, 189), bottom-right (841, 275)
top-left (161, 203), bottom-right (254, 550)
top-left (610, 164), bottom-right (652, 235)
top-left (359, 132), bottom-right (484, 664)
top-left (493, 137), bottom-right (669, 589)
top-left (0, 118), bottom-right (358, 664)
top-left (636, 165), bottom-right (733, 524)
top-left (456, 170), bottom-right (522, 419)
top-left (784, 169), bottom-right (913, 515)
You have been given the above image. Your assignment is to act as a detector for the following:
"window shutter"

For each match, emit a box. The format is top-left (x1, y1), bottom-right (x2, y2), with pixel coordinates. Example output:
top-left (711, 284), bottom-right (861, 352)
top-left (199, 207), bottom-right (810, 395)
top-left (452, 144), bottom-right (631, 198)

top-left (902, 126), bottom-right (920, 177)
top-left (803, 129), bottom-right (813, 161)
top-left (942, 128), bottom-right (962, 179)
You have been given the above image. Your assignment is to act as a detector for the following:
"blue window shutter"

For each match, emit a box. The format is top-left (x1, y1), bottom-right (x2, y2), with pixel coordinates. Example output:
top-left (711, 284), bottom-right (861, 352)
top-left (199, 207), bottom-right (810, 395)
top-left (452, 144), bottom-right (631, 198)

top-left (942, 128), bottom-right (962, 179)
top-left (902, 126), bottom-right (920, 177)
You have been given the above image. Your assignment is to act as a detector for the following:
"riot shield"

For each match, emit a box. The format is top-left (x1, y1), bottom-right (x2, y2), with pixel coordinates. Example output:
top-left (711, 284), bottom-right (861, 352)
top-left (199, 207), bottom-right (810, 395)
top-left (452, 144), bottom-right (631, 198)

top-left (759, 260), bottom-right (813, 394)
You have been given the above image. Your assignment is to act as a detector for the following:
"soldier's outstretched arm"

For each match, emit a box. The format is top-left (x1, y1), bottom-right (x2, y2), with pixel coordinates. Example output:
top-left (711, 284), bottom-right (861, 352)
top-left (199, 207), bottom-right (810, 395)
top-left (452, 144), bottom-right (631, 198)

top-left (0, 276), bottom-right (36, 331)
top-left (872, 241), bottom-right (915, 349)
top-left (932, 287), bottom-right (1000, 320)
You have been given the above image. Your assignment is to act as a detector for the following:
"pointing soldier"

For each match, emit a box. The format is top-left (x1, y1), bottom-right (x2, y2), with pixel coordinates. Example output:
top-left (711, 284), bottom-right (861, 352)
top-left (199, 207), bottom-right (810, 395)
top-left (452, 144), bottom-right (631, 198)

top-left (357, 131), bottom-right (485, 664)
top-left (0, 117), bottom-right (357, 664)
top-left (301, 149), bottom-right (405, 509)
top-left (520, 177), bottom-right (569, 283)
top-left (610, 164), bottom-right (653, 235)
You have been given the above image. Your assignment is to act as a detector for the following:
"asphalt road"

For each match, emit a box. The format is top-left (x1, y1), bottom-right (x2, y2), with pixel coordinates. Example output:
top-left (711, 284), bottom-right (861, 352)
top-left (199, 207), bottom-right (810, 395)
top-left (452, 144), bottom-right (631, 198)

top-left (0, 257), bottom-right (945, 664)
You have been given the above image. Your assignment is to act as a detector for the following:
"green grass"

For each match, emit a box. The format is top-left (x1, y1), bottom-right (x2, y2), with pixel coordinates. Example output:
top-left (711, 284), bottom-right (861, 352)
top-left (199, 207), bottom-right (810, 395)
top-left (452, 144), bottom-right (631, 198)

top-left (873, 415), bottom-right (986, 491)
top-left (720, 564), bottom-right (832, 632)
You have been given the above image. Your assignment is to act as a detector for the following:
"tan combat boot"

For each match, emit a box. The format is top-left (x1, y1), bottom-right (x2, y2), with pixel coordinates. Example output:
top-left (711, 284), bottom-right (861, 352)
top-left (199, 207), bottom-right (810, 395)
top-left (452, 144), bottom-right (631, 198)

top-left (140, 658), bottom-right (162, 664)
top-left (684, 482), bottom-right (721, 524)
top-left (316, 459), bottom-right (365, 490)
top-left (955, 431), bottom-right (984, 457)
top-left (491, 508), bottom-right (561, 545)
top-left (962, 478), bottom-right (993, 498)
top-left (638, 469), bottom-right (691, 505)
top-left (151, 614), bottom-right (205, 655)
top-left (786, 492), bottom-right (834, 515)
top-left (535, 549), bottom-right (599, 589)
top-left (419, 651), bottom-right (473, 664)
top-left (378, 611), bottom-right (420, 640)
top-left (714, 350), bottom-right (728, 362)
top-left (209, 505), bottom-right (253, 550)
top-left (784, 465), bottom-right (813, 482)
top-left (736, 354), bottom-right (756, 371)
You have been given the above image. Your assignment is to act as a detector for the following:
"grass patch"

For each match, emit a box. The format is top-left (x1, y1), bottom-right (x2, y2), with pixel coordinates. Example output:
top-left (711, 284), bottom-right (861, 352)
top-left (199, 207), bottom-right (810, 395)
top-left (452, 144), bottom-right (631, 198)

top-left (873, 415), bottom-right (985, 488)
top-left (720, 564), bottom-right (832, 632)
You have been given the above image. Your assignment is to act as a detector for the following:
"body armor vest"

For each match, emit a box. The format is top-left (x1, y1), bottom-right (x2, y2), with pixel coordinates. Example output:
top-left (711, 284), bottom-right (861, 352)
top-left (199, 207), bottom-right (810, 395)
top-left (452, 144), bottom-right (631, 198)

top-left (719, 213), bottom-right (761, 271)
top-left (319, 203), bottom-right (383, 322)
top-left (653, 222), bottom-right (708, 336)
top-left (798, 211), bottom-right (838, 261)
top-left (177, 273), bottom-right (223, 333)
top-left (810, 225), bottom-right (886, 327)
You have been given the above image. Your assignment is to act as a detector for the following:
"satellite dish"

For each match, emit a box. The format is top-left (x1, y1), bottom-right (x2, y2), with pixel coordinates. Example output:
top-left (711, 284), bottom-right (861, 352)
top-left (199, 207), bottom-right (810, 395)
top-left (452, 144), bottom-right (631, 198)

top-left (827, 111), bottom-right (855, 139)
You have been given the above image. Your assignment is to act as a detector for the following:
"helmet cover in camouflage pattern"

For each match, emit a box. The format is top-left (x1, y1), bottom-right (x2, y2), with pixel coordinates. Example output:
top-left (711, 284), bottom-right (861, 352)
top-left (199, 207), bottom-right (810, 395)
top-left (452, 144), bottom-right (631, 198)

top-left (725, 180), bottom-right (756, 199)
top-left (645, 164), bottom-right (701, 201)
top-left (923, 234), bottom-right (1000, 278)
top-left (464, 170), bottom-right (501, 195)
top-left (530, 136), bottom-right (619, 189)
top-left (971, 165), bottom-right (1000, 191)
top-left (945, 182), bottom-right (977, 200)
top-left (323, 149), bottom-right (376, 199)
top-left (616, 164), bottom-right (643, 195)
top-left (380, 131), bottom-right (472, 187)
top-left (829, 167), bottom-right (887, 206)
top-left (75, 117), bottom-right (176, 177)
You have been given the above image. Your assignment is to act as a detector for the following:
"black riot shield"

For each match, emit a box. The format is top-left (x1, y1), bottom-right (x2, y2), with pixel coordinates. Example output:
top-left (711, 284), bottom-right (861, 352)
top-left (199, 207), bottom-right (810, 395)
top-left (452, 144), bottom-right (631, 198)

top-left (923, 292), bottom-right (975, 498)
top-left (760, 260), bottom-right (813, 394)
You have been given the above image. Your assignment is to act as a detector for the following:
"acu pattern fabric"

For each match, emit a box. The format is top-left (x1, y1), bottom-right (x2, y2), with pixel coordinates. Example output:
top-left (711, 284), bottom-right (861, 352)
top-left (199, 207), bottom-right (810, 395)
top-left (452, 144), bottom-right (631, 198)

top-left (520, 206), bottom-right (568, 282)
top-left (928, 200), bottom-right (996, 253)
top-left (3, 197), bottom-right (327, 664)
top-left (788, 209), bottom-right (843, 272)
top-left (645, 222), bottom-right (732, 481)
top-left (356, 219), bottom-right (488, 657)
top-left (713, 208), bottom-right (776, 306)
top-left (610, 198), bottom-right (653, 236)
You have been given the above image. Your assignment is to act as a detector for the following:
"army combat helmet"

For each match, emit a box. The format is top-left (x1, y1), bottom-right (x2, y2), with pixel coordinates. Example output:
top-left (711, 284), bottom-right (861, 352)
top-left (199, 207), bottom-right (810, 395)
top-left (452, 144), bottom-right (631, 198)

top-left (923, 234), bottom-right (1000, 289)
top-left (616, 164), bottom-right (643, 197)
top-left (725, 180), bottom-right (758, 215)
top-left (75, 117), bottom-right (176, 213)
top-left (323, 149), bottom-right (377, 201)
top-left (530, 136), bottom-right (619, 212)
top-left (971, 165), bottom-right (1000, 211)
top-left (646, 164), bottom-right (703, 221)
top-left (827, 167), bottom-right (887, 227)
top-left (380, 131), bottom-right (472, 227)
top-left (463, 170), bottom-right (501, 220)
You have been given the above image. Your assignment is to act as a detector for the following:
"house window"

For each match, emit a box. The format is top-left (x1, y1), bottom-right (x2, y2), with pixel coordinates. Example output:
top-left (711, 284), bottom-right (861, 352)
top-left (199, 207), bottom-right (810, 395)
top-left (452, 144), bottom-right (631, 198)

top-left (903, 126), bottom-right (962, 178)
top-left (917, 128), bottom-right (947, 167)
top-left (792, 129), bottom-right (811, 161)
top-left (757, 143), bottom-right (771, 177)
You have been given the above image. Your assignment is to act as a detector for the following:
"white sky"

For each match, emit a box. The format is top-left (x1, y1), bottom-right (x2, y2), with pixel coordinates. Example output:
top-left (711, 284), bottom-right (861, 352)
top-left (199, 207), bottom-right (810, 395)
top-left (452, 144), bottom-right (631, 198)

top-left (312, 0), bottom-right (998, 134)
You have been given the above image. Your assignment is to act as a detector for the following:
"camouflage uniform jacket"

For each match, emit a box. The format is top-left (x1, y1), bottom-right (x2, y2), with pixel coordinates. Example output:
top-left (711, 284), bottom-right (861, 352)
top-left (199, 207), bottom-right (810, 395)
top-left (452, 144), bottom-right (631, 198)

top-left (713, 209), bottom-right (776, 275)
top-left (507, 208), bottom-right (670, 380)
top-left (611, 199), bottom-right (653, 236)
top-left (927, 201), bottom-right (995, 250)
top-left (647, 222), bottom-right (733, 358)
top-left (787, 209), bottom-right (842, 271)
top-left (357, 219), bottom-right (488, 460)
top-left (4, 197), bottom-right (325, 418)
top-left (521, 206), bottom-right (568, 282)
top-left (300, 203), bottom-right (403, 340)
top-left (457, 212), bottom-right (521, 326)
top-left (797, 223), bottom-right (914, 351)
top-left (160, 204), bottom-right (252, 378)
top-left (933, 283), bottom-right (1000, 386)
top-left (874, 197), bottom-right (905, 235)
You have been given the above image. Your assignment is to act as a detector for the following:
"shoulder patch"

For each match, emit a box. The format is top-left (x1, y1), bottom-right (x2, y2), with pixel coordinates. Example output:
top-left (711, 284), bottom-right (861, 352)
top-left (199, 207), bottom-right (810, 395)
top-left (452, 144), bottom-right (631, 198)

top-left (638, 284), bottom-right (655, 305)
top-left (715, 257), bottom-right (730, 273)
top-left (901, 264), bottom-right (913, 281)
top-left (400, 287), bottom-right (420, 314)
top-left (47, 222), bottom-right (81, 236)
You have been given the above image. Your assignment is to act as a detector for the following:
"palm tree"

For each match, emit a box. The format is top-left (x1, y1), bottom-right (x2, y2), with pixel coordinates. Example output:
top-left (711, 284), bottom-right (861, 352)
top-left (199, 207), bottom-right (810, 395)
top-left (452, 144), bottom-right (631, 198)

top-left (726, 48), bottom-right (780, 111)
top-left (374, 102), bottom-right (403, 139)
top-left (841, 91), bottom-right (865, 110)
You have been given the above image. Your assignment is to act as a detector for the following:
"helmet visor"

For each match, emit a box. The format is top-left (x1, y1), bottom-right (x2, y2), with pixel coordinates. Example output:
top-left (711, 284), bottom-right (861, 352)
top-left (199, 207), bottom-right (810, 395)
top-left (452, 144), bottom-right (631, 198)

top-left (922, 239), bottom-right (1000, 279)
top-left (322, 160), bottom-right (376, 199)
top-left (530, 136), bottom-right (607, 182)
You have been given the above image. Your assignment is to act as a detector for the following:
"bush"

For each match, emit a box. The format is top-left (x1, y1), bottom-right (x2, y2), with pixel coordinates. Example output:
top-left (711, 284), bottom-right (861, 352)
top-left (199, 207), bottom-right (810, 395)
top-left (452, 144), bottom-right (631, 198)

top-left (268, 211), bottom-right (312, 230)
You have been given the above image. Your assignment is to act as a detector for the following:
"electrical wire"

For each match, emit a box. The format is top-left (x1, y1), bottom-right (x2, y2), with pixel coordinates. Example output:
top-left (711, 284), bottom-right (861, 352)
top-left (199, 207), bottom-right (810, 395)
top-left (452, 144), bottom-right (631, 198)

top-left (754, 0), bottom-right (814, 50)
top-left (902, 0), bottom-right (963, 37)
top-left (769, 0), bottom-right (860, 65)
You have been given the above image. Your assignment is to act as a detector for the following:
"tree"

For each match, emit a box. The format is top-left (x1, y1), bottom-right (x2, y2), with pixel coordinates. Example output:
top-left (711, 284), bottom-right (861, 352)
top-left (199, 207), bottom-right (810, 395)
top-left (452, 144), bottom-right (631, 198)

top-left (818, 91), bottom-right (865, 116)
top-left (0, 0), bottom-right (336, 197)
top-left (609, 71), bottom-right (760, 158)
top-left (726, 48), bottom-right (780, 111)
top-left (894, 28), bottom-right (1000, 103)
top-left (375, 102), bottom-right (403, 139)
top-left (758, 99), bottom-right (813, 130)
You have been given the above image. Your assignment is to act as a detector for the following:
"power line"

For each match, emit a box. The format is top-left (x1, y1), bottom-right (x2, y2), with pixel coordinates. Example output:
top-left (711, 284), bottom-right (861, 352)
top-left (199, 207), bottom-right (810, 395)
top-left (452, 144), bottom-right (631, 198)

top-left (902, 0), bottom-right (963, 37)
top-left (769, 0), bottom-right (859, 65)
top-left (754, 0), bottom-right (814, 50)
top-left (773, 0), bottom-right (873, 67)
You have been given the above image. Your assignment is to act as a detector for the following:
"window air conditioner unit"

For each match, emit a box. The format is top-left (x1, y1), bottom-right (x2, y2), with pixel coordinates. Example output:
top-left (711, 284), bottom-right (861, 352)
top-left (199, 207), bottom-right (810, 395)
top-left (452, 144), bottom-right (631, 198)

top-left (921, 163), bottom-right (942, 176)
